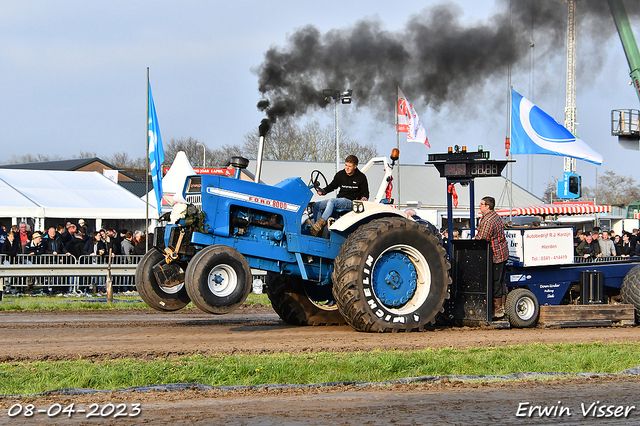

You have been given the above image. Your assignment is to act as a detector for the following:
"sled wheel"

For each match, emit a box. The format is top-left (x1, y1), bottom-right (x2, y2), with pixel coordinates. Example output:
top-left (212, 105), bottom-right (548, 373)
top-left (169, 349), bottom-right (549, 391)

top-left (265, 272), bottom-right (345, 326)
top-left (135, 249), bottom-right (190, 311)
top-left (184, 245), bottom-right (252, 314)
top-left (622, 265), bottom-right (640, 323)
top-left (505, 288), bottom-right (539, 328)
top-left (332, 217), bottom-right (451, 332)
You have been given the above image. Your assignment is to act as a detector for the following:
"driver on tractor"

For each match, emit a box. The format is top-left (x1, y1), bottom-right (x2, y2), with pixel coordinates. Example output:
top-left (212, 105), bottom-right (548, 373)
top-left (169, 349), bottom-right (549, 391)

top-left (311, 155), bottom-right (369, 237)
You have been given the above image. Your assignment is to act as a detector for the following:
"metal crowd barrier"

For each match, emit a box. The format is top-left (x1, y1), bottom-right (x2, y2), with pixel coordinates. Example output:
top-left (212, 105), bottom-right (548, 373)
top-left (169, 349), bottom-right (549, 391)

top-left (0, 254), bottom-right (143, 293)
top-left (573, 255), bottom-right (639, 264)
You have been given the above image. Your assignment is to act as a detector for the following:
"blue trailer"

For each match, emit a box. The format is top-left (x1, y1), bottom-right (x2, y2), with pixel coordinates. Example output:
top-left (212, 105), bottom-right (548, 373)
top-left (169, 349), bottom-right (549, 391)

top-left (504, 252), bottom-right (640, 327)
top-left (508, 258), bottom-right (634, 306)
top-left (430, 149), bottom-right (640, 328)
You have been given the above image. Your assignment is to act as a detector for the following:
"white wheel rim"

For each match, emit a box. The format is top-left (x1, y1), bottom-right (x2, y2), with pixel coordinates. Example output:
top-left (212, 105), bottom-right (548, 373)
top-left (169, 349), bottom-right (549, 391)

top-left (372, 244), bottom-right (431, 315)
top-left (516, 297), bottom-right (535, 320)
top-left (159, 283), bottom-right (184, 295)
top-left (207, 264), bottom-right (238, 297)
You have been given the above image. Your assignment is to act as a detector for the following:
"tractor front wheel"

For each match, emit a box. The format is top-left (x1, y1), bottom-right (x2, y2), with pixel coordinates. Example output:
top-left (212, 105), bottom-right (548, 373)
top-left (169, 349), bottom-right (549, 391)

top-left (135, 249), bottom-right (190, 311)
top-left (184, 245), bottom-right (252, 314)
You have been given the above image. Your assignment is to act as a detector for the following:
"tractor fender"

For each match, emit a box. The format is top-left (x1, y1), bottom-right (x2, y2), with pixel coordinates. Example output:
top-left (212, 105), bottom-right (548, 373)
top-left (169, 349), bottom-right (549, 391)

top-left (329, 202), bottom-right (407, 232)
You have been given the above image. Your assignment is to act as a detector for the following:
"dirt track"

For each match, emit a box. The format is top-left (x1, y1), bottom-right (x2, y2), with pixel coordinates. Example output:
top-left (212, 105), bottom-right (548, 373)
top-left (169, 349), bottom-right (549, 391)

top-left (1, 305), bottom-right (640, 425)
top-left (1, 305), bottom-right (640, 362)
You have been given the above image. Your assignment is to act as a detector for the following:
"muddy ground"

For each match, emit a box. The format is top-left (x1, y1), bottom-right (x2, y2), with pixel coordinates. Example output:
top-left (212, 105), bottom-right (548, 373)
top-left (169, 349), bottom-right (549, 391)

top-left (1, 305), bottom-right (639, 425)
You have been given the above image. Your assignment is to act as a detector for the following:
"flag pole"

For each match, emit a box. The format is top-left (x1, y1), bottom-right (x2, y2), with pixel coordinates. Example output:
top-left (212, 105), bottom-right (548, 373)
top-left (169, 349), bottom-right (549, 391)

top-left (395, 87), bottom-right (400, 208)
top-left (146, 67), bottom-right (150, 251)
top-left (507, 0), bottom-right (513, 223)
top-left (508, 89), bottom-right (513, 223)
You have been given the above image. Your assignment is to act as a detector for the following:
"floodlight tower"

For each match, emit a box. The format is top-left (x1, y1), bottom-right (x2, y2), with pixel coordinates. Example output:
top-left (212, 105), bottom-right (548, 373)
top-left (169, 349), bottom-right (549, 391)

top-left (554, 0), bottom-right (582, 199)
top-left (564, 0), bottom-right (578, 174)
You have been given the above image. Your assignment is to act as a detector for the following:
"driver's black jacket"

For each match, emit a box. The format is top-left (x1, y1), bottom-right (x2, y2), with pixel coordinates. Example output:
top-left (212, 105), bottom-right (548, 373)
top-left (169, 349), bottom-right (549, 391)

top-left (322, 168), bottom-right (369, 201)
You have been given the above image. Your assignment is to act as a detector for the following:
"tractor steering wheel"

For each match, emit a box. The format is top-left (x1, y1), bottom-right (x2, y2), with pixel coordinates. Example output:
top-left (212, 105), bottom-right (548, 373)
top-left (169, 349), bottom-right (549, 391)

top-left (309, 170), bottom-right (328, 194)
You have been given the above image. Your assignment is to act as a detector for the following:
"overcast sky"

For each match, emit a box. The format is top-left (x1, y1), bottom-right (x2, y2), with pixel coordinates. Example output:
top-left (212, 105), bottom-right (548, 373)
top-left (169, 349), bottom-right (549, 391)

top-left (1, 0), bottom-right (639, 199)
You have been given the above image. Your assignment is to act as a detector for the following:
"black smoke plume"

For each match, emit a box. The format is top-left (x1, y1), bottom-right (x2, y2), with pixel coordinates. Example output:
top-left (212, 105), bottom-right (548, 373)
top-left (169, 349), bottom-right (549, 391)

top-left (255, 0), bottom-right (639, 127)
top-left (258, 118), bottom-right (270, 137)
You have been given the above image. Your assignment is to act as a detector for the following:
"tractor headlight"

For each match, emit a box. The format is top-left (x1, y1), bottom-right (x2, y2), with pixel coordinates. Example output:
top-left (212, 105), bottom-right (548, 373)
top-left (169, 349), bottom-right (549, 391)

top-left (352, 201), bottom-right (365, 213)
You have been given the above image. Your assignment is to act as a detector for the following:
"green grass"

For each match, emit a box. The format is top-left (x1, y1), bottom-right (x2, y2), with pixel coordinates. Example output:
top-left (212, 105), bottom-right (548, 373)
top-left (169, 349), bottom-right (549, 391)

top-left (0, 293), bottom-right (271, 311)
top-left (1, 342), bottom-right (639, 395)
top-left (0, 295), bottom-right (149, 311)
top-left (244, 293), bottom-right (270, 305)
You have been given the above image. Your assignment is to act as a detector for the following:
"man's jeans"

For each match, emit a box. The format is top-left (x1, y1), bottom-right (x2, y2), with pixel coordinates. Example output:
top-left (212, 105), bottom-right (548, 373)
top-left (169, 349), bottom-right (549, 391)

top-left (313, 198), bottom-right (353, 222)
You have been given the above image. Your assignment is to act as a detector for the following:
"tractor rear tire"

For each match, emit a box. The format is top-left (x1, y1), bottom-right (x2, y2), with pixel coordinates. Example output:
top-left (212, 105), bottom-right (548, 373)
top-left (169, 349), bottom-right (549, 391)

top-left (136, 249), bottom-right (190, 311)
top-left (332, 217), bottom-right (451, 332)
top-left (265, 272), bottom-right (345, 326)
top-left (505, 288), bottom-right (539, 328)
top-left (184, 245), bottom-right (252, 315)
top-left (622, 264), bottom-right (640, 323)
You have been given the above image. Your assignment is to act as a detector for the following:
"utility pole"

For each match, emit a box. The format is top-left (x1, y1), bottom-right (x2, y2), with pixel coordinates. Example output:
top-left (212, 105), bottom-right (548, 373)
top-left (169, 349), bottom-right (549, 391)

top-left (323, 89), bottom-right (353, 173)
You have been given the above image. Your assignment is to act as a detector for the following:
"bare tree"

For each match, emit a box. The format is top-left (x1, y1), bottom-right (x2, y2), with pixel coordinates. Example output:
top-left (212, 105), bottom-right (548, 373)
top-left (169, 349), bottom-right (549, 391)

top-left (300, 120), bottom-right (332, 161)
top-left (542, 179), bottom-right (559, 204)
top-left (106, 151), bottom-right (146, 169)
top-left (583, 170), bottom-right (640, 206)
top-left (208, 144), bottom-right (246, 167)
top-left (6, 153), bottom-right (63, 164)
top-left (75, 151), bottom-right (97, 159)
top-left (163, 137), bottom-right (244, 168)
top-left (340, 139), bottom-right (378, 164)
top-left (108, 141), bottom-right (243, 171)
top-left (242, 118), bottom-right (378, 163)
top-left (243, 118), bottom-right (304, 160)
top-left (164, 137), bottom-right (203, 167)
top-left (580, 185), bottom-right (596, 202)
top-left (4, 151), bottom-right (98, 164)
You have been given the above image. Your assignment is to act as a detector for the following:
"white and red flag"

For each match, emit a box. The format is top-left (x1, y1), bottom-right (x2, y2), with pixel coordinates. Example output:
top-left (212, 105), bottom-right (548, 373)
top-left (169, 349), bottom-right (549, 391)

top-left (397, 87), bottom-right (429, 147)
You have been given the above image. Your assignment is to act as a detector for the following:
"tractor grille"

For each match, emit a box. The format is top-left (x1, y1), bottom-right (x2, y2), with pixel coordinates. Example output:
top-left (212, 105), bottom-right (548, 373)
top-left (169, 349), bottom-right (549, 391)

top-left (154, 226), bottom-right (166, 249)
top-left (186, 194), bottom-right (202, 209)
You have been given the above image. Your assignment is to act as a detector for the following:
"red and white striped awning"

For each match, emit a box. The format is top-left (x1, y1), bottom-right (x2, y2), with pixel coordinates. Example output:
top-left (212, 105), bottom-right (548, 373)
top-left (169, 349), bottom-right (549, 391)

top-left (487, 204), bottom-right (611, 217)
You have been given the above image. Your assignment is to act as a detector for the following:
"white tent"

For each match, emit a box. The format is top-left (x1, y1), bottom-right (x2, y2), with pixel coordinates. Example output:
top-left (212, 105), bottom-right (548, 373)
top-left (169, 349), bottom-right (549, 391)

top-left (144, 151), bottom-right (196, 212)
top-left (0, 169), bottom-right (157, 229)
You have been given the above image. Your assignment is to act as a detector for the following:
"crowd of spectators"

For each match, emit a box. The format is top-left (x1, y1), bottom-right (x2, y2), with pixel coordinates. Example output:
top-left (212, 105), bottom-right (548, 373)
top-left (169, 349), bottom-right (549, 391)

top-left (0, 220), bottom-right (152, 295)
top-left (575, 227), bottom-right (640, 259)
top-left (0, 221), bottom-right (151, 260)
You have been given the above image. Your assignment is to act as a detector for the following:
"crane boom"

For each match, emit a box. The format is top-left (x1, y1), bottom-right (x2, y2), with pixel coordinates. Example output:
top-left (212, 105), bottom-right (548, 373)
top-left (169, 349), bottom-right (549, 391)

top-left (609, 0), bottom-right (640, 103)
top-left (609, 0), bottom-right (640, 147)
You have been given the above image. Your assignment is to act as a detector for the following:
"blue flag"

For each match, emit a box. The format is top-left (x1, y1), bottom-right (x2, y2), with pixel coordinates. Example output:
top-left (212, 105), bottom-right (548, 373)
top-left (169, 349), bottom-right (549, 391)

top-left (511, 89), bottom-right (602, 165)
top-left (148, 82), bottom-right (165, 215)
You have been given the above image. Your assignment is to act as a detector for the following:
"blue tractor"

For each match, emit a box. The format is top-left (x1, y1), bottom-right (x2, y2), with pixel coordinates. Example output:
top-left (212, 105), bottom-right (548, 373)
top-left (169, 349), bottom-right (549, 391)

top-left (135, 152), bottom-right (451, 332)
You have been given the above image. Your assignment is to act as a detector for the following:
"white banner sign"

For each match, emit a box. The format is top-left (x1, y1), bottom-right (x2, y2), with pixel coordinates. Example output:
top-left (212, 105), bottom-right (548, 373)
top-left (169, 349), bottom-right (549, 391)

top-left (505, 229), bottom-right (524, 264)
top-left (521, 228), bottom-right (574, 267)
top-left (103, 169), bottom-right (118, 183)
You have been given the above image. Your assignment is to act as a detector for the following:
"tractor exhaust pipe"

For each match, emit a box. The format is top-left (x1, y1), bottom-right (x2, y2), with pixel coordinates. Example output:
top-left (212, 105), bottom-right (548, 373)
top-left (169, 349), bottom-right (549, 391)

top-left (255, 119), bottom-right (270, 183)
top-left (255, 135), bottom-right (265, 183)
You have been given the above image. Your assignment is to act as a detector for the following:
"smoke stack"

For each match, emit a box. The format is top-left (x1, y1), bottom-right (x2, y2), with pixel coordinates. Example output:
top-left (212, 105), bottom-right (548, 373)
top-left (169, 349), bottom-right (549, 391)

top-left (255, 118), bottom-right (271, 183)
